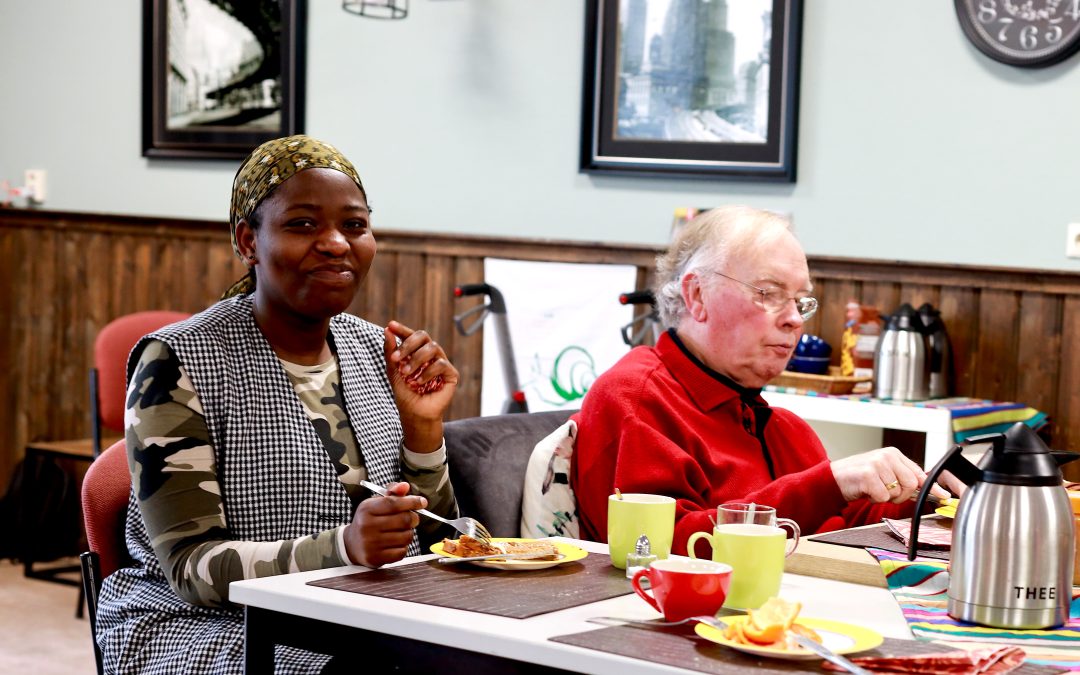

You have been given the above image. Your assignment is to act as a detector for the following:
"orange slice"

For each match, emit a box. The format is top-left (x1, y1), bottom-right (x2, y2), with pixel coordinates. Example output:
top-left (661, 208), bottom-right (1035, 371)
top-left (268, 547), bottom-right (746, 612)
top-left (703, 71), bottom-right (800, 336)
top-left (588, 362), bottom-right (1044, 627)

top-left (739, 597), bottom-right (805, 646)
top-left (750, 597), bottom-right (801, 631)
top-left (725, 619), bottom-right (745, 644)
top-left (741, 620), bottom-right (786, 645)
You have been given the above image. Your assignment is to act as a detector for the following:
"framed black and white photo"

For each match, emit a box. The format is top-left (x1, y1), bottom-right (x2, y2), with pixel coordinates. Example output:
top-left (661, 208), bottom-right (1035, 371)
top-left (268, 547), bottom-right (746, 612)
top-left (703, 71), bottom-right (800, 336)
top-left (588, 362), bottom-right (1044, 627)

top-left (580, 0), bottom-right (802, 182)
top-left (142, 0), bottom-right (306, 160)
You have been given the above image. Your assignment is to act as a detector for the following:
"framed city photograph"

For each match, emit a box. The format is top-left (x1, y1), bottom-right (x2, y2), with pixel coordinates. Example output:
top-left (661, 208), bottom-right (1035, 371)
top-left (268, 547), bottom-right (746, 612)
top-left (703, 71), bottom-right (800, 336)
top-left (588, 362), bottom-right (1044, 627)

top-left (142, 0), bottom-right (306, 160)
top-left (580, 0), bottom-right (802, 181)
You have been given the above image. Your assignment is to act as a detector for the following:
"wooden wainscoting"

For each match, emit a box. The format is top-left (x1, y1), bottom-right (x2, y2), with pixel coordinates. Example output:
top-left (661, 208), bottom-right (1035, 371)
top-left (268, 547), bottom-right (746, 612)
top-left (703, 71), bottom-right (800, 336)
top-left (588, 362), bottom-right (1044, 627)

top-left (1, 209), bottom-right (1079, 486)
top-left (799, 257), bottom-right (1080, 474)
top-left (0, 210), bottom-right (656, 485)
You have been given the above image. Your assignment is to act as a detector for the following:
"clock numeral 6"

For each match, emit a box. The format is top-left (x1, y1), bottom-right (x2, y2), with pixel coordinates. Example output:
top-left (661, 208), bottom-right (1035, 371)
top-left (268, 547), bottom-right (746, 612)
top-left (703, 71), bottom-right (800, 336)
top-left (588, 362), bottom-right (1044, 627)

top-left (1019, 24), bottom-right (1038, 49)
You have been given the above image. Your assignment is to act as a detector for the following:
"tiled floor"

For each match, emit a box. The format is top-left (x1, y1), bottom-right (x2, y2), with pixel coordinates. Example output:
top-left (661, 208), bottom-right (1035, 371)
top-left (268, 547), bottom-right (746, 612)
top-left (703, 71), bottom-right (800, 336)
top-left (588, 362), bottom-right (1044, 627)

top-left (0, 559), bottom-right (96, 673)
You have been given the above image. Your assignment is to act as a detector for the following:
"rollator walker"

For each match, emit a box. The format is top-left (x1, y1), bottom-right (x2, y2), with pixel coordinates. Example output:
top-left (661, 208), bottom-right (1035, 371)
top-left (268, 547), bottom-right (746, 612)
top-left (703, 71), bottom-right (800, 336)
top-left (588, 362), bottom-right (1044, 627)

top-left (453, 283), bottom-right (528, 414)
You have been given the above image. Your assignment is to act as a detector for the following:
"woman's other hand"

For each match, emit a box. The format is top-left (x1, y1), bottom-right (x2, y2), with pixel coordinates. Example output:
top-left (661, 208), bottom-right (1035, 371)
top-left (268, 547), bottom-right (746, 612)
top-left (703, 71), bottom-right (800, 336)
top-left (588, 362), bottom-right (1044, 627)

top-left (830, 446), bottom-right (929, 504)
top-left (383, 320), bottom-right (459, 451)
top-left (344, 482), bottom-right (423, 567)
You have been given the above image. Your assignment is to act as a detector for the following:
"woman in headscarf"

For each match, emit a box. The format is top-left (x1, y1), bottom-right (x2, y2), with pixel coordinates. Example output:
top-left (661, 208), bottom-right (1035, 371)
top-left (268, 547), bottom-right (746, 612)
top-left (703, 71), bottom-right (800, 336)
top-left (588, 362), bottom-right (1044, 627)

top-left (95, 135), bottom-right (460, 673)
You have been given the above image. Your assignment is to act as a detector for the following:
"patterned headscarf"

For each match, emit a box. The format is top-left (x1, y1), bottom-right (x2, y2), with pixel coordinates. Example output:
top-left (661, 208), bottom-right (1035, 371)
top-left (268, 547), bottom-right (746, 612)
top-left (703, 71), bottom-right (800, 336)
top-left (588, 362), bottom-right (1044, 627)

top-left (222, 135), bottom-right (366, 298)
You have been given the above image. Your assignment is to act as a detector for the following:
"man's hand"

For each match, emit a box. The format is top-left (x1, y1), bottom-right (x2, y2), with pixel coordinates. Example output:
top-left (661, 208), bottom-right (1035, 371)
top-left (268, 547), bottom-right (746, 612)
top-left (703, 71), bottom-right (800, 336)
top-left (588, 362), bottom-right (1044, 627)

top-left (830, 447), bottom-right (929, 504)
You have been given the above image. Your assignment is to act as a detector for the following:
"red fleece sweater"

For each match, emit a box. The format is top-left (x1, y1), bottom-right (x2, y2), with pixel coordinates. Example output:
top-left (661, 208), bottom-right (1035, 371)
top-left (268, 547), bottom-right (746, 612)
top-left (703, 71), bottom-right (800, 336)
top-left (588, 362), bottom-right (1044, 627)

top-left (571, 330), bottom-right (911, 555)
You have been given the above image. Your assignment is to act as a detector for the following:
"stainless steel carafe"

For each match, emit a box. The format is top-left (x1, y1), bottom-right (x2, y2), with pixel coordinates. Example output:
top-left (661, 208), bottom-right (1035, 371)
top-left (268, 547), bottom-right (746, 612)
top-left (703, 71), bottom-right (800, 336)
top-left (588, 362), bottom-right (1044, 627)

top-left (918, 303), bottom-right (952, 399)
top-left (910, 424), bottom-right (1080, 629)
top-left (873, 303), bottom-right (930, 401)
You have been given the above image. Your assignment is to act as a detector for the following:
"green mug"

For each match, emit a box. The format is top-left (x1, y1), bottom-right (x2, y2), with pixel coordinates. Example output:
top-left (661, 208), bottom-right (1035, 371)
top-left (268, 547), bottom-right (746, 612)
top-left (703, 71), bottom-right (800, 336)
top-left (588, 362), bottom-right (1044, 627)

top-left (607, 493), bottom-right (676, 569)
top-left (687, 502), bottom-right (800, 609)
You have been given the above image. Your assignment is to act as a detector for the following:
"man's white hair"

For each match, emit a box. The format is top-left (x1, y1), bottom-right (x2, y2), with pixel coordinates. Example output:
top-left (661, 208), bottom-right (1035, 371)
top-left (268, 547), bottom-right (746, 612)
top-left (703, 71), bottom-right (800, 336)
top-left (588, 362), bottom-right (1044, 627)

top-left (652, 205), bottom-right (795, 328)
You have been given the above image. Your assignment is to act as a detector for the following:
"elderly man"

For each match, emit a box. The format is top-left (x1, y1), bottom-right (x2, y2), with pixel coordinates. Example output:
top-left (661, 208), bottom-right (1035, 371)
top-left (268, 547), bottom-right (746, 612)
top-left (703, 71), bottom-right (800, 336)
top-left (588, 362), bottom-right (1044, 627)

top-left (572, 206), bottom-right (952, 554)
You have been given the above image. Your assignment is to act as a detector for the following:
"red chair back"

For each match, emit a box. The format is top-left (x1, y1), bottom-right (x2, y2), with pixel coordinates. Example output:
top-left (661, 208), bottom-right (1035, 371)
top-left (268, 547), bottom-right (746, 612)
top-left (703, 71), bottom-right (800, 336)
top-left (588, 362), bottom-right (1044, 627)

top-left (94, 311), bottom-right (189, 433)
top-left (81, 440), bottom-right (132, 578)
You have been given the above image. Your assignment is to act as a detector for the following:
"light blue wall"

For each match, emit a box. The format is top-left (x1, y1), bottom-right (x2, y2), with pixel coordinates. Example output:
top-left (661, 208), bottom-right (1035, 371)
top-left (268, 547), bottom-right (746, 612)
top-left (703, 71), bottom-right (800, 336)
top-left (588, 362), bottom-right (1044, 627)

top-left (2, 1), bottom-right (1079, 271)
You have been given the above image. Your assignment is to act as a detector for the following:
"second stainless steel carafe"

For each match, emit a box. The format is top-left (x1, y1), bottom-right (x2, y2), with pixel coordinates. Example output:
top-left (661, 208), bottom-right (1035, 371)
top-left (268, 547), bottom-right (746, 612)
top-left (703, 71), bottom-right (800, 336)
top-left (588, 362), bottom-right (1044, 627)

top-left (872, 303), bottom-right (930, 401)
top-left (918, 302), bottom-right (952, 399)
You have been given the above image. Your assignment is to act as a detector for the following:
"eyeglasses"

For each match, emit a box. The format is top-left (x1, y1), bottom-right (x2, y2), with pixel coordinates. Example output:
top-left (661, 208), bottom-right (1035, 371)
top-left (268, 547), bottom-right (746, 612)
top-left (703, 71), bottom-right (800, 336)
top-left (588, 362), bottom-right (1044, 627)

top-left (710, 271), bottom-right (819, 321)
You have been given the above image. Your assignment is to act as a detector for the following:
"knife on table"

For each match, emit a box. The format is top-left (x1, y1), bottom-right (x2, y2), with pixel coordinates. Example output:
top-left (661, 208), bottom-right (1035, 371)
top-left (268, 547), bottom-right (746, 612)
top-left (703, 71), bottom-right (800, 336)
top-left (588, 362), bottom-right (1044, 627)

top-left (698, 617), bottom-right (873, 675)
top-left (785, 631), bottom-right (874, 675)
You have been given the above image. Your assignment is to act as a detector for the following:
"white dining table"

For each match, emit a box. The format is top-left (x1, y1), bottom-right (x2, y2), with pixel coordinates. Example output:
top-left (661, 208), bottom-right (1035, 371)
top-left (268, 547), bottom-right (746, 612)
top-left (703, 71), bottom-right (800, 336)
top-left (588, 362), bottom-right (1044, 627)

top-left (230, 538), bottom-right (913, 674)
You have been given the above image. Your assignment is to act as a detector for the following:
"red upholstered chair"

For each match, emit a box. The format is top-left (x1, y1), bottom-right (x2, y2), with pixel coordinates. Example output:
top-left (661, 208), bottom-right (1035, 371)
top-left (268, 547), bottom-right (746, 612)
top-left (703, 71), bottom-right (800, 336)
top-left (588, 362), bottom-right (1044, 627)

top-left (80, 439), bottom-right (132, 675)
top-left (23, 310), bottom-right (189, 615)
top-left (91, 310), bottom-right (190, 456)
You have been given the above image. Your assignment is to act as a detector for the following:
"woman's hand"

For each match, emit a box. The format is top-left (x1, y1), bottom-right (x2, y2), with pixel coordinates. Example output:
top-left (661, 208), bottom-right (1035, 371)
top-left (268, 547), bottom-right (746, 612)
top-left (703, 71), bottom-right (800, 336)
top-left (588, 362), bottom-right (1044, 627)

top-left (830, 447), bottom-right (933, 504)
top-left (383, 320), bottom-right (459, 452)
top-left (344, 482), bottom-right (424, 568)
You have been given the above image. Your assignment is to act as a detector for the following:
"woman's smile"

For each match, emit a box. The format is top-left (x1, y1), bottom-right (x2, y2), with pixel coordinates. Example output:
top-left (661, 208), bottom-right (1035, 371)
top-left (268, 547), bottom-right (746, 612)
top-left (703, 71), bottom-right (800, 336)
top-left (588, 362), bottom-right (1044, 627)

top-left (308, 265), bottom-right (356, 284)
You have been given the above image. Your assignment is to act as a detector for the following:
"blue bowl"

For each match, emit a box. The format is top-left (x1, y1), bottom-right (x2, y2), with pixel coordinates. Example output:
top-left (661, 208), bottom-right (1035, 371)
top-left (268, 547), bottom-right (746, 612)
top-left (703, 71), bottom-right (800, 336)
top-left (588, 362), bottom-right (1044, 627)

top-left (787, 355), bottom-right (830, 374)
top-left (796, 334), bottom-right (832, 358)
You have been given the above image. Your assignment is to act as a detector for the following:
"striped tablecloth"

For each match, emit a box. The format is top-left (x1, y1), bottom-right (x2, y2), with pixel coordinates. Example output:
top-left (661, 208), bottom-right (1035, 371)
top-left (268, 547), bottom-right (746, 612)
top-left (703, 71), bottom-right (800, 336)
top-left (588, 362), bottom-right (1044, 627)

top-left (870, 548), bottom-right (1080, 671)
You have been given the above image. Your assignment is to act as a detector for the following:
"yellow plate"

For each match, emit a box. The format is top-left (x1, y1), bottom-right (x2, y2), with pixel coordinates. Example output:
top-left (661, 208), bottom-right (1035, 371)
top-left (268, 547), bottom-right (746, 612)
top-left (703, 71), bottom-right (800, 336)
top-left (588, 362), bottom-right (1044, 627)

top-left (695, 616), bottom-right (883, 661)
top-left (429, 537), bottom-right (588, 571)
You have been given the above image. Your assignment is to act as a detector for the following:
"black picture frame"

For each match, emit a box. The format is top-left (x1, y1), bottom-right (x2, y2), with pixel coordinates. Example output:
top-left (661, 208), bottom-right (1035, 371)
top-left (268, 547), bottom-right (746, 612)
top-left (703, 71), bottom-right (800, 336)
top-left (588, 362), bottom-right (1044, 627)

top-left (580, 0), bottom-right (802, 182)
top-left (142, 0), bottom-right (306, 160)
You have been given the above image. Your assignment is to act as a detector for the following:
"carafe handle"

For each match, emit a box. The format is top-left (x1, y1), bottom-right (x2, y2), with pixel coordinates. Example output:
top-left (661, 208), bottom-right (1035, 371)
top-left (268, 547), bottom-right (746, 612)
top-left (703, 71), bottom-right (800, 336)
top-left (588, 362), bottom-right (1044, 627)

top-left (908, 443), bottom-right (980, 561)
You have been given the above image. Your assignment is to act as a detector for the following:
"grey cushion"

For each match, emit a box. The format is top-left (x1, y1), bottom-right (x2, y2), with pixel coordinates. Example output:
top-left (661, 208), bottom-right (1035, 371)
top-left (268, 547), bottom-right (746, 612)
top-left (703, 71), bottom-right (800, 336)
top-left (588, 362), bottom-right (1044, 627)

top-left (445, 410), bottom-right (576, 538)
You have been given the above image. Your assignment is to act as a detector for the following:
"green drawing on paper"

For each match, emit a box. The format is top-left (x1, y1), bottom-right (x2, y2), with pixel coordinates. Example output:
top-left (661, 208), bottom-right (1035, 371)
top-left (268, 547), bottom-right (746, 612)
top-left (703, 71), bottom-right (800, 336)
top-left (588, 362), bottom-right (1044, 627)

top-left (530, 345), bottom-right (597, 406)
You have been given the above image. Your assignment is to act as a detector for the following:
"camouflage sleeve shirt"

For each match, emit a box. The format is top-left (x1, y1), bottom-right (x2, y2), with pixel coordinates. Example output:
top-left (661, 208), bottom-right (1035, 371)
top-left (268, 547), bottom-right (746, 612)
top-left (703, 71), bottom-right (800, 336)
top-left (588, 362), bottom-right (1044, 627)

top-left (126, 339), bottom-right (457, 608)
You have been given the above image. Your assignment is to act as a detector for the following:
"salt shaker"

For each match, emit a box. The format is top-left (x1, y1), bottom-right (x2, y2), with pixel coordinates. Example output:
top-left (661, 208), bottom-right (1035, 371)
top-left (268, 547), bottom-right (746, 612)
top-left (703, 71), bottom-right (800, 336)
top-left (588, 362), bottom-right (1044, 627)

top-left (625, 534), bottom-right (658, 579)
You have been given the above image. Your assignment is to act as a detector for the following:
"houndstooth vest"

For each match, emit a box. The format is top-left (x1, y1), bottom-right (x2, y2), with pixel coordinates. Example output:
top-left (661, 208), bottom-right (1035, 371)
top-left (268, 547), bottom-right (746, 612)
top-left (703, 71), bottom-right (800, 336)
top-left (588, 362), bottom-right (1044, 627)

top-left (97, 297), bottom-right (414, 674)
top-left (138, 294), bottom-right (411, 546)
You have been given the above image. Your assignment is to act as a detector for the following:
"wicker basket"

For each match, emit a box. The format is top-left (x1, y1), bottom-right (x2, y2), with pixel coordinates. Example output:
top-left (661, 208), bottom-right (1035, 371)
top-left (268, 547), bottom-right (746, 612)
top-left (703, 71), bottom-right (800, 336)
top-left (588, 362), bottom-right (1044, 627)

top-left (768, 366), bottom-right (872, 396)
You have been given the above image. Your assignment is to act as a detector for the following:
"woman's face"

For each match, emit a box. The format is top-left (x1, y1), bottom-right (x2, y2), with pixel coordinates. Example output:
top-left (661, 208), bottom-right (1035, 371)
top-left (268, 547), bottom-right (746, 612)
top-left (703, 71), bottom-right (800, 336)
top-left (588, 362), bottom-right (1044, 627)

top-left (244, 168), bottom-right (376, 322)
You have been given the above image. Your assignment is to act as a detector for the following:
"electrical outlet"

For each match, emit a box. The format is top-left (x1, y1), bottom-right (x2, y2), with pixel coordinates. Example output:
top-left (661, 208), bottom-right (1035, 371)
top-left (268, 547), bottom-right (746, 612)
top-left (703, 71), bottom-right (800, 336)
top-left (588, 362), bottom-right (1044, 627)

top-left (24, 169), bottom-right (46, 203)
top-left (1068, 223), bottom-right (1080, 259)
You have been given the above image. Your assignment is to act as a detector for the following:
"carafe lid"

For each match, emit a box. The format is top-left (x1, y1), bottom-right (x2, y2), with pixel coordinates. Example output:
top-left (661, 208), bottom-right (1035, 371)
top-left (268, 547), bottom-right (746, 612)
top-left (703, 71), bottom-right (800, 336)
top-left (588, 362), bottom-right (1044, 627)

top-left (917, 303), bottom-right (945, 333)
top-left (978, 423), bottom-right (1068, 486)
top-left (885, 303), bottom-right (927, 332)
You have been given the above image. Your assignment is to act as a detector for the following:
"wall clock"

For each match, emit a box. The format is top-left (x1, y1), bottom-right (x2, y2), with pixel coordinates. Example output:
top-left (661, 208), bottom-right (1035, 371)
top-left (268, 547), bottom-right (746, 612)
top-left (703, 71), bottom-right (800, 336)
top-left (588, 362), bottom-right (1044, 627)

top-left (954, 0), bottom-right (1080, 67)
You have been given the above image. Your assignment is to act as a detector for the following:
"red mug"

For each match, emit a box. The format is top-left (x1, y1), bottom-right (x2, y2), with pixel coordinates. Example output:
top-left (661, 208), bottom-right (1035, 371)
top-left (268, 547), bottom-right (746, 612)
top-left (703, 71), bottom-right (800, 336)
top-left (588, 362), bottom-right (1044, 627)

top-left (630, 558), bottom-right (733, 622)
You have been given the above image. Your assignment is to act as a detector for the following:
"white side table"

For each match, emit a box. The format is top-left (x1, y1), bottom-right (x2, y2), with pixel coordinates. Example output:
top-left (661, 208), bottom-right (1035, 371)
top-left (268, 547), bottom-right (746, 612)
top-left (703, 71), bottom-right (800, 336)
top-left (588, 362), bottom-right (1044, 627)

top-left (762, 391), bottom-right (954, 469)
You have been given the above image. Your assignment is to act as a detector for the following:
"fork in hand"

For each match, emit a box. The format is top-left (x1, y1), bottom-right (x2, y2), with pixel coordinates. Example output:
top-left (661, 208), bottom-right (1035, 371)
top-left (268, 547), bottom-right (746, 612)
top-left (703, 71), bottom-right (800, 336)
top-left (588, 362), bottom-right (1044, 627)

top-left (359, 480), bottom-right (493, 543)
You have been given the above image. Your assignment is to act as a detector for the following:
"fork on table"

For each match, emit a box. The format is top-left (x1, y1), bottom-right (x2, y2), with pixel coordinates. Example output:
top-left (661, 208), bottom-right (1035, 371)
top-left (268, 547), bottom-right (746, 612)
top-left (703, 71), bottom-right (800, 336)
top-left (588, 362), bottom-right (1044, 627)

top-left (359, 479), bottom-right (493, 543)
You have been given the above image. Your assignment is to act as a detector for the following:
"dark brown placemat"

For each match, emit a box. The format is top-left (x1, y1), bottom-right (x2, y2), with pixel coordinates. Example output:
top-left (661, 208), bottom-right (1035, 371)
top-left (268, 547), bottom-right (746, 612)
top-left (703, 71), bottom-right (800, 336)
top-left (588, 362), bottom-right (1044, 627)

top-left (550, 626), bottom-right (1062, 674)
top-left (307, 553), bottom-right (631, 619)
top-left (809, 522), bottom-right (951, 561)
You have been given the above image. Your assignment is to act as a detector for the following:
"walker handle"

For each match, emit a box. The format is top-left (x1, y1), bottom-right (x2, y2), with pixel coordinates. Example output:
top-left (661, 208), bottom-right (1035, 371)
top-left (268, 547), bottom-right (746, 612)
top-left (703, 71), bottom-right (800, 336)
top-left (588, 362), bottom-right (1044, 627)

top-left (619, 290), bottom-right (655, 306)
